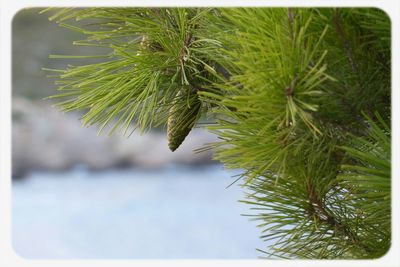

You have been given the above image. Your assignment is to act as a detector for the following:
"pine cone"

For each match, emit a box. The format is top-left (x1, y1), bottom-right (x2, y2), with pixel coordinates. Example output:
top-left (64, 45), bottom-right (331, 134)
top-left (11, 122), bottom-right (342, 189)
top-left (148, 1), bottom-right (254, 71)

top-left (167, 91), bottom-right (201, 151)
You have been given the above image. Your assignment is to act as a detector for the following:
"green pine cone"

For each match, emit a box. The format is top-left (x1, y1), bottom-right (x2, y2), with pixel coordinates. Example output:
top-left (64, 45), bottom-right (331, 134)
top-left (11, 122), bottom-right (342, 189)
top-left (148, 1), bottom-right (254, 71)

top-left (167, 91), bottom-right (201, 151)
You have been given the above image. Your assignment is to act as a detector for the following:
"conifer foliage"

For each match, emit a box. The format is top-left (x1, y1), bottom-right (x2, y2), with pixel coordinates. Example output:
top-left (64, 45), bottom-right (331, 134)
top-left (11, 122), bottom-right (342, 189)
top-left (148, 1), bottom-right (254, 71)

top-left (44, 7), bottom-right (391, 259)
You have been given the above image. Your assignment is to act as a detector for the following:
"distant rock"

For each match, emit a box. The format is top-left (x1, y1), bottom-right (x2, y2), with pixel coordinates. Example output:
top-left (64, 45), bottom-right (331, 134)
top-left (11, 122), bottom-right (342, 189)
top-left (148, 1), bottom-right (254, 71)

top-left (12, 98), bottom-right (219, 178)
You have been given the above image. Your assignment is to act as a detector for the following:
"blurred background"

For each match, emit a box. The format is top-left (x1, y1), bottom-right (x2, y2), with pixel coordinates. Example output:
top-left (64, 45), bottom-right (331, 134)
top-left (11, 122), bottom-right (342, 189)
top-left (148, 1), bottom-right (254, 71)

top-left (12, 8), bottom-right (265, 259)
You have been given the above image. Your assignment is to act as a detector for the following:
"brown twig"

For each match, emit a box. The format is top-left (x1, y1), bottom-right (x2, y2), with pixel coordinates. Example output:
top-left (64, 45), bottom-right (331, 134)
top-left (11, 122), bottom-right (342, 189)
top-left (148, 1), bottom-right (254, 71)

top-left (285, 75), bottom-right (299, 97)
top-left (305, 181), bottom-right (373, 254)
top-left (332, 9), bottom-right (358, 75)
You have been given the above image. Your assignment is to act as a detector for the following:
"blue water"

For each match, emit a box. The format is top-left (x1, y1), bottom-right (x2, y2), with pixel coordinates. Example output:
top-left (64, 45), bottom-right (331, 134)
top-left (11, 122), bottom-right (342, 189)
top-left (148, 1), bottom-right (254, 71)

top-left (12, 165), bottom-right (266, 259)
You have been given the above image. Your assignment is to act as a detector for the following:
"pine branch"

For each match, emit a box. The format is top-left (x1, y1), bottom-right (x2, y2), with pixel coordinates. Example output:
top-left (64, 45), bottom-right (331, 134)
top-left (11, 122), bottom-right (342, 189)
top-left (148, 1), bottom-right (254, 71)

top-left (44, 7), bottom-right (391, 259)
top-left (45, 8), bottom-right (222, 146)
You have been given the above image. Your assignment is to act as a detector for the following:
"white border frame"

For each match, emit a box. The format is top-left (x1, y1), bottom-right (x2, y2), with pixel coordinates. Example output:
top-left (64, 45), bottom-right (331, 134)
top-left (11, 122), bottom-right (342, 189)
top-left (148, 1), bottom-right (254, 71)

top-left (1, 1), bottom-right (399, 267)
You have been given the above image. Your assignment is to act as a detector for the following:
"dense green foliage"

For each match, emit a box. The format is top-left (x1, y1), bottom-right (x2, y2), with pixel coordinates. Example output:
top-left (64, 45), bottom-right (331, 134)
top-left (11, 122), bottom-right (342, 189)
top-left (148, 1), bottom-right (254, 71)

top-left (44, 7), bottom-right (391, 259)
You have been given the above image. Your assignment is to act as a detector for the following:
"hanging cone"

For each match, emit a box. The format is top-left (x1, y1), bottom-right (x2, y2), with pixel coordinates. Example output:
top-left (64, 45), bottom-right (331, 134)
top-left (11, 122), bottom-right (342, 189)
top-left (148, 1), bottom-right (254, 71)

top-left (167, 90), bottom-right (201, 151)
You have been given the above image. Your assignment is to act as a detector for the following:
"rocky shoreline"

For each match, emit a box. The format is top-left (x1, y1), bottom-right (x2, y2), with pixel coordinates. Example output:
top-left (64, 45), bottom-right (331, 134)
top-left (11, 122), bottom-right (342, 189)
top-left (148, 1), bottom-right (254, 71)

top-left (12, 98), bottom-right (219, 178)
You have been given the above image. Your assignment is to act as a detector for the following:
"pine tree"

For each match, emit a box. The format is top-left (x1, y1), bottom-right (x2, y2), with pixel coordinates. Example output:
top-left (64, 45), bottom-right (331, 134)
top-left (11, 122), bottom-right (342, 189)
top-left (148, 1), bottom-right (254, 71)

top-left (43, 7), bottom-right (391, 259)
